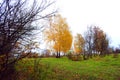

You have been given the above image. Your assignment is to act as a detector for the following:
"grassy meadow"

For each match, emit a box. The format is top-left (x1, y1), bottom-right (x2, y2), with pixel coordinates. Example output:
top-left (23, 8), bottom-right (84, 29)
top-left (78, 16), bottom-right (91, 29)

top-left (15, 54), bottom-right (120, 80)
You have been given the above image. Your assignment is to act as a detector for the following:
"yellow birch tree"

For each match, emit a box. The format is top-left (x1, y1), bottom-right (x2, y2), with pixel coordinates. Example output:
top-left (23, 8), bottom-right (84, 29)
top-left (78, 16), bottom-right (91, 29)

top-left (44, 14), bottom-right (73, 58)
top-left (74, 33), bottom-right (85, 55)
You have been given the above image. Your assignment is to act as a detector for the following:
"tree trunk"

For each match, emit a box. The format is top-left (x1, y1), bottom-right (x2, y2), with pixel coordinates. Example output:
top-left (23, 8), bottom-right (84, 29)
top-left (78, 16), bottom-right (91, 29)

top-left (83, 54), bottom-right (87, 60)
top-left (56, 52), bottom-right (58, 58)
top-left (56, 51), bottom-right (60, 58)
top-left (58, 51), bottom-right (60, 58)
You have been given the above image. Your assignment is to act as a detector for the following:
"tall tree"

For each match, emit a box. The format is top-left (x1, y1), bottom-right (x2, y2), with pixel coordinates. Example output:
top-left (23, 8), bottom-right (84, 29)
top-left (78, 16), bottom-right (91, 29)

top-left (0, 0), bottom-right (56, 79)
top-left (44, 14), bottom-right (73, 58)
top-left (84, 26), bottom-right (94, 58)
top-left (93, 27), bottom-right (109, 56)
top-left (74, 33), bottom-right (85, 55)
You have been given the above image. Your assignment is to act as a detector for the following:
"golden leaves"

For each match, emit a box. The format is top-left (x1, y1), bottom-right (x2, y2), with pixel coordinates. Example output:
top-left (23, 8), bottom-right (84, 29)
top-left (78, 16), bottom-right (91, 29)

top-left (44, 14), bottom-right (73, 53)
top-left (74, 33), bottom-right (85, 54)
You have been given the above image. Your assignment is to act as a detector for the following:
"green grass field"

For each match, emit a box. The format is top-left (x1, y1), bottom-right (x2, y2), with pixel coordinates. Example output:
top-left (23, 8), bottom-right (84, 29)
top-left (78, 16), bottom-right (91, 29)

top-left (16, 55), bottom-right (120, 80)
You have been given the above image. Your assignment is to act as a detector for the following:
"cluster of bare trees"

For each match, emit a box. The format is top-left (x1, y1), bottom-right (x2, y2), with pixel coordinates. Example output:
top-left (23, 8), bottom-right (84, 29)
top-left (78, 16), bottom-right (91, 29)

top-left (68, 26), bottom-right (110, 61)
top-left (84, 26), bottom-right (110, 59)
top-left (0, 0), bottom-right (56, 79)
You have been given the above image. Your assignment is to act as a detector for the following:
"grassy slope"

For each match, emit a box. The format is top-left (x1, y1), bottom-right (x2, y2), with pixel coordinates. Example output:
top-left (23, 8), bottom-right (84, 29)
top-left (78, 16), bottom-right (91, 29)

top-left (16, 55), bottom-right (120, 80)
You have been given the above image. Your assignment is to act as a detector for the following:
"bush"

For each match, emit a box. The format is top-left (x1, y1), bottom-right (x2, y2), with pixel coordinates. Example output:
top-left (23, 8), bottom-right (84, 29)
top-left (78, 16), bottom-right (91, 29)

top-left (113, 53), bottom-right (119, 58)
top-left (16, 59), bottom-right (50, 80)
top-left (71, 55), bottom-right (83, 61)
top-left (67, 52), bottom-right (82, 61)
top-left (67, 52), bottom-right (72, 59)
top-left (0, 63), bottom-right (17, 80)
top-left (21, 52), bottom-right (39, 58)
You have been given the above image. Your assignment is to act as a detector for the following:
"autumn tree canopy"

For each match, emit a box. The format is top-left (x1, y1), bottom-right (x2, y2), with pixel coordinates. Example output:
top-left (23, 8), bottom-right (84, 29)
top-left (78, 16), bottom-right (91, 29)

top-left (84, 26), bottom-right (110, 58)
top-left (74, 33), bottom-right (85, 55)
top-left (93, 27), bottom-right (109, 56)
top-left (44, 14), bottom-right (73, 58)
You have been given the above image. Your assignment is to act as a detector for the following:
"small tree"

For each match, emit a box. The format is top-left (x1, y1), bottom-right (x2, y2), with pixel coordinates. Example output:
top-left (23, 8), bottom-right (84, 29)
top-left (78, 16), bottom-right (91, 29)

top-left (74, 33), bottom-right (85, 54)
top-left (84, 26), bottom-right (94, 58)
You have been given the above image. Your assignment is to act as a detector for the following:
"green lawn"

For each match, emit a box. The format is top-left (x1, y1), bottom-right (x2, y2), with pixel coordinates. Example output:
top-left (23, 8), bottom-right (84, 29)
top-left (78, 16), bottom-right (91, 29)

top-left (16, 55), bottom-right (120, 80)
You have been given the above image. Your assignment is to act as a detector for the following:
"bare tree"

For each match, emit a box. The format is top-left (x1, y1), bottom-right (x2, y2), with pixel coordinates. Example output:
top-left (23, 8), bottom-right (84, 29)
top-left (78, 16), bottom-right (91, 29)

top-left (0, 0), bottom-right (56, 79)
top-left (84, 26), bottom-right (94, 58)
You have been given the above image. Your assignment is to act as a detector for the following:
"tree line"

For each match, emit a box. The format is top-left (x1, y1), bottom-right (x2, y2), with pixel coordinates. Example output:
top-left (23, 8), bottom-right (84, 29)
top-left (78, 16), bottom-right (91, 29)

top-left (44, 14), bottom-right (111, 59)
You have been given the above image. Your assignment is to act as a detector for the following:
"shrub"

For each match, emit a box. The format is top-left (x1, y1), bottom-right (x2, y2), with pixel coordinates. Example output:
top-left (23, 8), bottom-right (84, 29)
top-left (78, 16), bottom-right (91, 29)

top-left (21, 52), bottom-right (39, 58)
top-left (16, 59), bottom-right (50, 80)
top-left (113, 53), bottom-right (119, 58)
top-left (67, 52), bottom-right (83, 61)
top-left (67, 52), bottom-right (72, 59)
top-left (71, 55), bottom-right (83, 61)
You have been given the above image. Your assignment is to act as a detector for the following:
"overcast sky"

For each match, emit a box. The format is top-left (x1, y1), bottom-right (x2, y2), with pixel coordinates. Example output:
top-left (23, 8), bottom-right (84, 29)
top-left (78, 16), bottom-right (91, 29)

top-left (56, 0), bottom-right (120, 47)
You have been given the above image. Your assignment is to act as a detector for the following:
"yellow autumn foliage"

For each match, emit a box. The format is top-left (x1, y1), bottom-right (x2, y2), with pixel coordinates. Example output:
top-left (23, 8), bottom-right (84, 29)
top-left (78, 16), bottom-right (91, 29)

top-left (74, 33), bottom-right (85, 54)
top-left (44, 14), bottom-right (73, 53)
